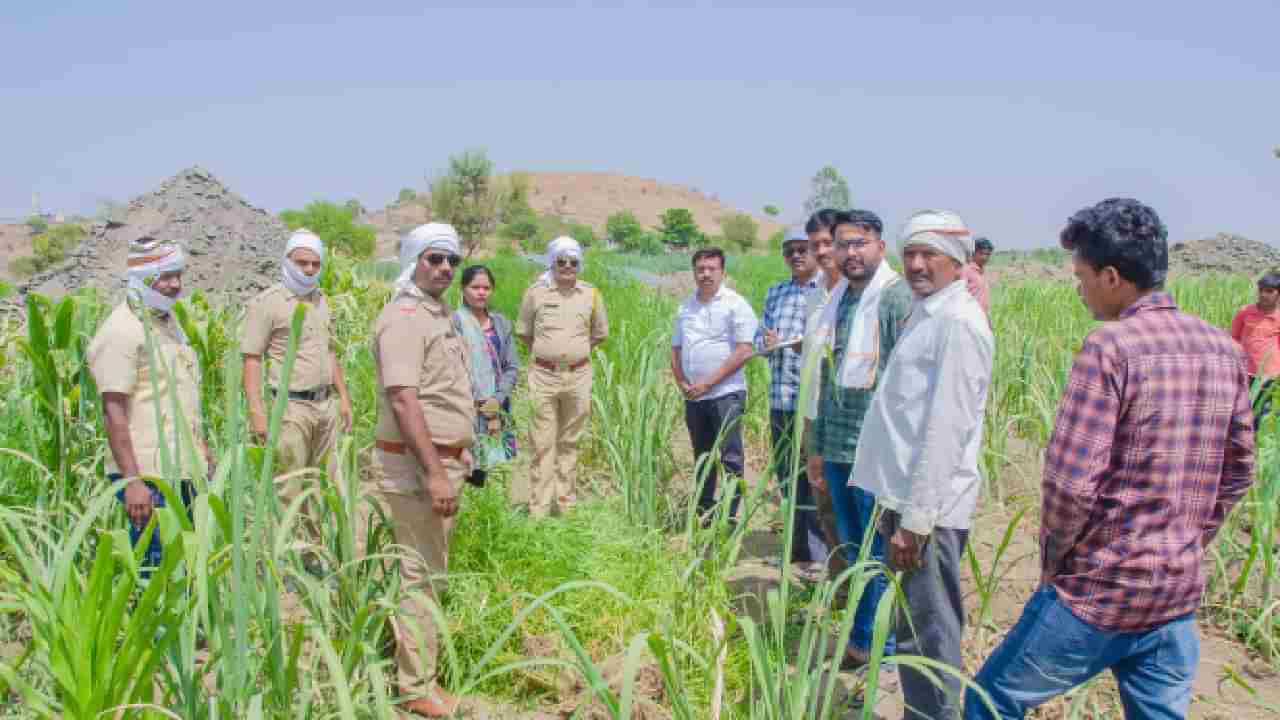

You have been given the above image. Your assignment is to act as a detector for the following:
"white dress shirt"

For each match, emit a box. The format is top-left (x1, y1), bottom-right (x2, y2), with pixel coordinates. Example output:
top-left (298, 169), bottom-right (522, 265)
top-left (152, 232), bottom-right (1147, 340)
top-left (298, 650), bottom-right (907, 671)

top-left (851, 278), bottom-right (994, 534)
top-left (672, 285), bottom-right (759, 400)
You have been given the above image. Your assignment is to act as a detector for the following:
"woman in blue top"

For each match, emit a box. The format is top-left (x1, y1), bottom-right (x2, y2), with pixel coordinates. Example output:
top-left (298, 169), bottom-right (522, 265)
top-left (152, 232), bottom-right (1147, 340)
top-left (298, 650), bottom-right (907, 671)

top-left (453, 265), bottom-right (520, 486)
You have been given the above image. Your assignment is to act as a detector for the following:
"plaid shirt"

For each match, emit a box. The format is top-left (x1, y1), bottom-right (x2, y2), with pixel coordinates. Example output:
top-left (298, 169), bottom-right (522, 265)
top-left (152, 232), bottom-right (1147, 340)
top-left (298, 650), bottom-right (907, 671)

top-left (754, 276), bottom-right (818, 412)
top-left (1042, 292), bottom-right (1255, 632)
top-left (808, 280), bottom-right (912, 463)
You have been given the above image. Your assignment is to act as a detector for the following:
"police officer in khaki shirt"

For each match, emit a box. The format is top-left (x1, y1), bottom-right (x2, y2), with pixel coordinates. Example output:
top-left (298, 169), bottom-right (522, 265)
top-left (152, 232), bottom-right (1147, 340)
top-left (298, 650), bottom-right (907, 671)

top-left (241, 230), bottom-right (353, 492)
top-left (366, 223), bottom-right (475, 718)
top-left (516, 236), bottom-right (608, 518)
top-left (87, 237), bottom-right (207, 564)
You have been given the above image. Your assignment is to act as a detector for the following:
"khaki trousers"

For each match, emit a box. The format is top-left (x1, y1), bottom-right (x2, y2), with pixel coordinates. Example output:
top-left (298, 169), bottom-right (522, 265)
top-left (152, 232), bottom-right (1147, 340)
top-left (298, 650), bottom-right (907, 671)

top-left (526, 363), bottom-right (592, 517)
top-left (275, 397), bottom-right (340, 539)
top-left (359, 448), bottom-right (467, 696)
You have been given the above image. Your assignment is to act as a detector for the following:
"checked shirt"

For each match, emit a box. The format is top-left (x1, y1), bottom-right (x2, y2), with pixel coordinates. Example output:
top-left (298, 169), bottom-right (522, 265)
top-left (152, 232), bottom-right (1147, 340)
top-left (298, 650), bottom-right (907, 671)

top-left (1041, 291), bottom-right (1255, 632)
top-left (807, 280), bottom-right (912, 463)
top-left (754, 276), bottom-right (818, 412)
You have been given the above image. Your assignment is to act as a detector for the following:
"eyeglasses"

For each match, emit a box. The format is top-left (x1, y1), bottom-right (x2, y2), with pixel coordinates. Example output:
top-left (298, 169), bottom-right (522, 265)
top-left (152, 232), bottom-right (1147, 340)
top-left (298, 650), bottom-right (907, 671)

top-left (783, 246), bottom-right (808, 258)
top-left (425, 253), bottom-right (462, 267)
top-left (556, 258), bottom-right (580, 268)
top-left (834, 238), bottom-right (874, 251)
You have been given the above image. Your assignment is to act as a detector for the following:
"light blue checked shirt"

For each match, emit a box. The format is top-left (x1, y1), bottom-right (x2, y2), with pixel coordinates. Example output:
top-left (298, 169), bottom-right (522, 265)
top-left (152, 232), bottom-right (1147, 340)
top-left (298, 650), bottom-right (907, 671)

top-left (754, 275), bottom-right (819, 412)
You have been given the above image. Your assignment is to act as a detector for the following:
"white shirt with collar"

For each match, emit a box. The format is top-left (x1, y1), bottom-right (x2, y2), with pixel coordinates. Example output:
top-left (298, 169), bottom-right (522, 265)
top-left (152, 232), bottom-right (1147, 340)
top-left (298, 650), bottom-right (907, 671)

top-left (851, 278), bottom-right (994, 535)
top-left (672, 284), bottom-right (759, 401)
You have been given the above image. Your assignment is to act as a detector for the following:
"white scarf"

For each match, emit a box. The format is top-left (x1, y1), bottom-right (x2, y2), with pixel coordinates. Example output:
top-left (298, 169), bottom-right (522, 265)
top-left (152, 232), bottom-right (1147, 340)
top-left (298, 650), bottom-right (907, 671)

top-left (126, 242), bottom-right (185, 315)
top-left (539, 235), bottom-right (583, 287)
top-left (815, 260), bottom-right (900, 390)
top-left (395, 223), bottom-right (461, 299)
top-left (282, 229), bottom-right (324, 297)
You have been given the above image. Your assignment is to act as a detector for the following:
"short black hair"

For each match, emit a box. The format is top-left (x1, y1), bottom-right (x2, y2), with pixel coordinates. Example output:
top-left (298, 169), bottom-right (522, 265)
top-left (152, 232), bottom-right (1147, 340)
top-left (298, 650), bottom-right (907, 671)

top-left (1059, 198), bottom-right (1168, 290)
top-left (974, 237), bottom-right (994, 253)
top-left (833, 209), bottom-right (884, 236)
top-left (1259, 271), bottom-right (1280, 291)
top-left (692, 247), bottom-right (726, 269)
top-left (805, 208), bottom-right (840, 235)
top-left (461, 264), bottom-right (494, 288)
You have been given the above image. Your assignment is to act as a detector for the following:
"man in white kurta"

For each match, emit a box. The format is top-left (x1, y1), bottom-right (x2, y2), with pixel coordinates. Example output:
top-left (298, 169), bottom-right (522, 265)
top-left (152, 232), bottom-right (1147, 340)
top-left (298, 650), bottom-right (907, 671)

top-left (851, 210), bottom-right (994, 720)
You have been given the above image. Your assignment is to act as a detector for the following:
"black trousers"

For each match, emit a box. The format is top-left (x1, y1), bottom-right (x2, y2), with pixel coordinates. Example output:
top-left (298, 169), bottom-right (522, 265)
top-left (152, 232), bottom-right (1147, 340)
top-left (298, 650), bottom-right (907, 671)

top-left (769, 410), bottom-right (826, 563)
top-left (685, 391), bottom-right (746, 518)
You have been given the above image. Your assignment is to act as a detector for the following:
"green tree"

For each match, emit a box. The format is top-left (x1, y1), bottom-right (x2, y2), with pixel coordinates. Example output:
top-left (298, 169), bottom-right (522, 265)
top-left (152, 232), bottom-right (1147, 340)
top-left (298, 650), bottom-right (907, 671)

top-left (429, 149), bottom-right (502, 256)
top-left (767, 228), bottom-right (786, 252)
top-left (606, 210), bottom-right (644, 250)
top-left (568, 222), bottom-right (596, 249)
top-left (397, 187), bottom-right (417, 203)
top-left (25, 215), bottom-right (48, 234)
top-left (720, 213), bottom-right (759, 253)
top-left (763, 204), bottom-right (781, 218)
top-left (344, 199), bottom-right (364, 217)
top-left (279, 201), bottom-right (376, 258)
top-left (657, 208), bottom-right (704, 248)
top-left (803, 165), bottom-right (852, 214)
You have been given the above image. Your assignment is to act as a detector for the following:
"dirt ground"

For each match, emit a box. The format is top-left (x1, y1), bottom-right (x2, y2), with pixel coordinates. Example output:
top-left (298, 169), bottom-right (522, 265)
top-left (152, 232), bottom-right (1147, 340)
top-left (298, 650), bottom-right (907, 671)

top-left (0, 223), bottom-right (35, 282)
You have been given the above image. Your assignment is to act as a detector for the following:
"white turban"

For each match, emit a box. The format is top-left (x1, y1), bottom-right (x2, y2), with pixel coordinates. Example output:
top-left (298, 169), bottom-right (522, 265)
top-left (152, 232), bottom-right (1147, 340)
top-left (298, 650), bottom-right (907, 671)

top-left (539, 235), bottom-right (583, 286)
top-left (282, 229), bottom-right (325, 297)
top-left (126, 237), bottom-right (186, 314)
top-left (396, 223), bottom-right (461, 297)
top-left (899, 209), bottom-right (972, 265)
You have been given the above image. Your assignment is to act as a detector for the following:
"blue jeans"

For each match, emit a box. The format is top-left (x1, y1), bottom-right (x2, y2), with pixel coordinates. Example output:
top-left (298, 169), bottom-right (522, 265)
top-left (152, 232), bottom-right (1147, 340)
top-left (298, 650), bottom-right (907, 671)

top-left (111, 474), bottom-right (196, 572)
top-left (965, 585), bottom-right (1199, 720)
top-left (823, 461), bottom-right (895, 656)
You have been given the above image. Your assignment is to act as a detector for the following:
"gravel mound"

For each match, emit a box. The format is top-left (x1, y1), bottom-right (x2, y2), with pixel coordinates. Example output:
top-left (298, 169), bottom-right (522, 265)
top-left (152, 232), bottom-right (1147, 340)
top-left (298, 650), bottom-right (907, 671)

top-left (20, 166), bottom-right (287, 302)
top-left (1170, 233), bottom-right (1280, 276)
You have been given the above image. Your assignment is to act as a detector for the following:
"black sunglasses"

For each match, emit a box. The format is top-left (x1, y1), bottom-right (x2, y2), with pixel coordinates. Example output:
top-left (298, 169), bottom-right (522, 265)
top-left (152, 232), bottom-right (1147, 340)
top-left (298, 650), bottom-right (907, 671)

top-left (783, 245), bottom-right (808, 258)
top-left (425, 253), bottom-right (462, 267)
top-left (556, 258), bottom-right (580, 268)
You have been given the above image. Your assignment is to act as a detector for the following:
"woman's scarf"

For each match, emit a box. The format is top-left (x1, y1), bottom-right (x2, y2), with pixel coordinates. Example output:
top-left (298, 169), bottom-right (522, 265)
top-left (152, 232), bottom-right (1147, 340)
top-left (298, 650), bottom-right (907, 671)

top-left (454, 307), bottom-right (497, 400)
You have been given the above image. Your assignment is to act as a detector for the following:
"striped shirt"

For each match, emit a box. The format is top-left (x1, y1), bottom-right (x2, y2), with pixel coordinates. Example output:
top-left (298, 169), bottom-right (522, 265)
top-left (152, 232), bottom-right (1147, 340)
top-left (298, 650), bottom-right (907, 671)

top-left (754, 276), bottom-right (819, 412)
top-left (1041, 291), bottom-right (1255, 632)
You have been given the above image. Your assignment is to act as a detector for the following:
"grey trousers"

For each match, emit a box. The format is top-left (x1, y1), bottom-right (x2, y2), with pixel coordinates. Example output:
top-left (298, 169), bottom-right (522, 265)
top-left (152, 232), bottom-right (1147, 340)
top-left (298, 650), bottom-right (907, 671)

top-left (892, 524), bottom-right (969, 720)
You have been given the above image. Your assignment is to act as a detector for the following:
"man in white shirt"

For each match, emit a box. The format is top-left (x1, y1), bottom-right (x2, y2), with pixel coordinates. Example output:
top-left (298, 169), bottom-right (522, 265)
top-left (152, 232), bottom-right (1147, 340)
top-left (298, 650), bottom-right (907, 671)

top-left (671, 247), bottom-right (759, 522)
top-left (851, 210), bottom-right (994, 720)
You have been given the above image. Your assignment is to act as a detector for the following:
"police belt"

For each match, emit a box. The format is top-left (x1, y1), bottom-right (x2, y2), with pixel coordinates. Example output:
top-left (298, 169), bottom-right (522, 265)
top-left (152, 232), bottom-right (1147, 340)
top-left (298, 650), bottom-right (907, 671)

top-left (533, 357), bottom-right (590, 372)
top-left (270, 385), bottom-right (334, 402)
top-left (375, 439), bottom-right (464, 460)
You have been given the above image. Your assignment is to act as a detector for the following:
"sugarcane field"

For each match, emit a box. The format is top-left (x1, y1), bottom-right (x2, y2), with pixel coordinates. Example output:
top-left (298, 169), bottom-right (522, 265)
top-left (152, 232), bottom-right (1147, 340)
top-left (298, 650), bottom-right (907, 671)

top-left (2, 5), bottom-right (1279, 720)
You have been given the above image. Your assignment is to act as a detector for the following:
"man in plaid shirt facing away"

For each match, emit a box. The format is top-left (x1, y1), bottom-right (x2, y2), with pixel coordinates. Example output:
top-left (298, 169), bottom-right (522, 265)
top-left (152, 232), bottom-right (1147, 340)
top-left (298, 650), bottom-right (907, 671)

top-left (966, 198), bottom-right (1255, 720)
top-left (754, 224), bottom-right (825, 579)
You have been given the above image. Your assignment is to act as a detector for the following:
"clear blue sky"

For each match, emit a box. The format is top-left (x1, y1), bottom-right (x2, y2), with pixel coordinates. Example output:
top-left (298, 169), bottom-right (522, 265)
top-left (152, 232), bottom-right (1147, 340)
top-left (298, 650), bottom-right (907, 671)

top-left (2, 1), bottom-right (1276, 249)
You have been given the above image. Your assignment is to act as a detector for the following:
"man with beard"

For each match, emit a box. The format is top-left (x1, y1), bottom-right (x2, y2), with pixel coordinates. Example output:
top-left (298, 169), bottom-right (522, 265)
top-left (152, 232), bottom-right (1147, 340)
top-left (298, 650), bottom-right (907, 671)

top-left (755, 224), bottom-right (826, 579)
top-left (88, 236), bottom-right (208, 570)
top-left (853, 210), bottom-right (994, 719)
top-left (806, 210), bottom-right (913, 670)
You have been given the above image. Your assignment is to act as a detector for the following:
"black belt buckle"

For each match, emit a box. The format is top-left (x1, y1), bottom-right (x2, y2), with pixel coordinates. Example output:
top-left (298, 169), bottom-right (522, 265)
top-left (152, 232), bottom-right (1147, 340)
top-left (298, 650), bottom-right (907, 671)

top-left (278, 386), bottom-right (331, 402)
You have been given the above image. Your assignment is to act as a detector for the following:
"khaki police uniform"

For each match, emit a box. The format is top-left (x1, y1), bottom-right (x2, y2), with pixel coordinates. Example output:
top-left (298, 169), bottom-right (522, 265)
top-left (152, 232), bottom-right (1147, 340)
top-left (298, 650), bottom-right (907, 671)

top-left (87, 301), bottom-right (205, 478)
top-left (241, 284), bottom-right (339, 485)
top-left (364, 290), bottom-right (475, 693)
top-left (516, 280), bottom-right (608, 517)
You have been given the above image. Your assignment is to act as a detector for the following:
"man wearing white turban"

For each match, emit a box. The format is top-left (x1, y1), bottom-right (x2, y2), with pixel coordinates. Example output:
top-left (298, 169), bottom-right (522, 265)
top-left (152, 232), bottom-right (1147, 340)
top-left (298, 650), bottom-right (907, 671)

top-left (366, 222), bottom-right (476, 717)
top-left (87, 235), bottom-right (208, 569)
top-left (515, 235), bottom-right (608, 517)
top-left (241, 229), bottom-right (353, 534)
top-left (850, 209), bottom-right (994, 719)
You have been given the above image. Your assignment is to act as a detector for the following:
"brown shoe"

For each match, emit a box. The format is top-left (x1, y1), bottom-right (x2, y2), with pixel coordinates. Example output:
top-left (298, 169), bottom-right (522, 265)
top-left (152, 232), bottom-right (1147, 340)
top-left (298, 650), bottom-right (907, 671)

top-left (399, 687), bottom-right (459, 717)
top-left (840, 645), bottom-right (870, 671)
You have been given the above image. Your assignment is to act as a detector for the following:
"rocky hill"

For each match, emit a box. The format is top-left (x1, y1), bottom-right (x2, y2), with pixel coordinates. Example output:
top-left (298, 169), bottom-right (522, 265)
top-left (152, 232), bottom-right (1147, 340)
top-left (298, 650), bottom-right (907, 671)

top-left (19, 167), bottom-right (288, 301)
